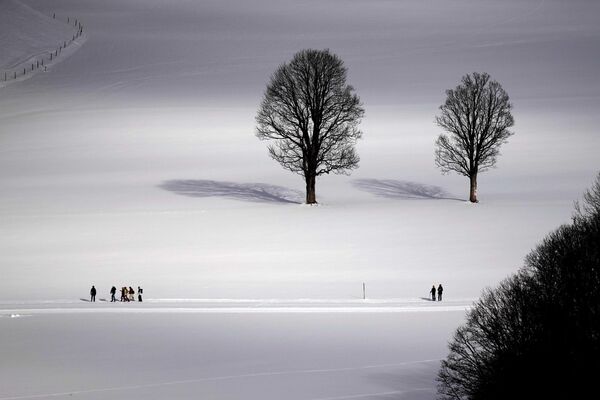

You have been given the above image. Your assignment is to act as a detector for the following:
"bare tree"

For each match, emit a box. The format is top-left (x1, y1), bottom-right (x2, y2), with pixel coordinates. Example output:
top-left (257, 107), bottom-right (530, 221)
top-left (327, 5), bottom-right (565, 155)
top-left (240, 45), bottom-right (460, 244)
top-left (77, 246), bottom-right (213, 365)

top-left (438, 173), bottom-right (600, 399)
top-left (256, 49), bottom-right (364, 204)
top-left (435, 72), bottom-right (514, 203)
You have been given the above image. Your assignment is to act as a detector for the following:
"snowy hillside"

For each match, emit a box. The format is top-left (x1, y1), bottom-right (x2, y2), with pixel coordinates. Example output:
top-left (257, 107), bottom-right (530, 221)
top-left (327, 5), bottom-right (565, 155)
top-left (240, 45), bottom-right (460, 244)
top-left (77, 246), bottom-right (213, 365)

top-left (0, 1), bottom-right (599, 398)
top-left (0, 0), bottom-right (598, 302)
top-left (0, 0), bottom-right (85, 85)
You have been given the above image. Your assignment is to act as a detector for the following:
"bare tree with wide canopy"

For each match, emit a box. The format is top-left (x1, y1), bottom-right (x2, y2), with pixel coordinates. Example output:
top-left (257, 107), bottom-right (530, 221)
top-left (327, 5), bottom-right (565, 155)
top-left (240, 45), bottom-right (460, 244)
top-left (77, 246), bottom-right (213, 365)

top-left (435, 72), bottom-right (514, 203)
top-left (256, 49), bottom-right (364, 204)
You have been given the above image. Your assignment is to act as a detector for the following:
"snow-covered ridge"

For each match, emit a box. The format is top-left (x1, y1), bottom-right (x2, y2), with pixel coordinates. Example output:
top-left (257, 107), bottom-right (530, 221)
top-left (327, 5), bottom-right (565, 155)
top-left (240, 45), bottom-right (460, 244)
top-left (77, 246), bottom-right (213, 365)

top-left (0, 0), bottom-right (86, 86)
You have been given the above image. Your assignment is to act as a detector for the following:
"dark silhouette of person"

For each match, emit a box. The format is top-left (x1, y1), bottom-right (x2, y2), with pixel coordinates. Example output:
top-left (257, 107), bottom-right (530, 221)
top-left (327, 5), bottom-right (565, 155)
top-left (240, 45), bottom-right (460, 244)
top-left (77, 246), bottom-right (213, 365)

top-left (128, 286), bottom-right (135, 301)
top-left (121, 286), bottom-right (128, 302)
top-left (137, 286), bottom-right (143, 302)
top-left (437, 284), bottom-right (443, 301)
top-left (90, 285), bottom-right (96, 302)
top-left (110, 286), bottom-right (116, 302)
top-left (430, 285), bottom-right (436, 301)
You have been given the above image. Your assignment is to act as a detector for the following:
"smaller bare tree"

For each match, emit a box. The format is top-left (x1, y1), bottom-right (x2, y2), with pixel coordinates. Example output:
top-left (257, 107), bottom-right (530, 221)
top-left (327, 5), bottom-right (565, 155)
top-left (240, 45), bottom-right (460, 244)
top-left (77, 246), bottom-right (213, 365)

top-left (256, 49), bottom-right (364, 204)
top-left (435, 72), bottom-right (514, 202)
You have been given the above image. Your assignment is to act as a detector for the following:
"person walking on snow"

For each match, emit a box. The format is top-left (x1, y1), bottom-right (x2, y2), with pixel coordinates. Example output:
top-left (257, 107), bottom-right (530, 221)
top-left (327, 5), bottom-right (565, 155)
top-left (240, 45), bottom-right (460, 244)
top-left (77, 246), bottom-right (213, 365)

top-left (437, 284), bottom-right (443, 301)
top-left (110, 286), bottom-right (116, 302)
top-left (90, 285), bottom-right (96, 302)
top-left (430, 285), bottom-right (436, 301)
top-left (128, 286), bottom-right (135, 301)
top-left (137, 286), bottom-right (143, 302)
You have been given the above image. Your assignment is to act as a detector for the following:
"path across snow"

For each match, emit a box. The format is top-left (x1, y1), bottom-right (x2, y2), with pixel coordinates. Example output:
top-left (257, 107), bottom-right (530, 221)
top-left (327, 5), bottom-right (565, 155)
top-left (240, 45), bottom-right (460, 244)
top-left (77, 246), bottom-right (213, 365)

top-left (0, 298), bottom-right (474, 316)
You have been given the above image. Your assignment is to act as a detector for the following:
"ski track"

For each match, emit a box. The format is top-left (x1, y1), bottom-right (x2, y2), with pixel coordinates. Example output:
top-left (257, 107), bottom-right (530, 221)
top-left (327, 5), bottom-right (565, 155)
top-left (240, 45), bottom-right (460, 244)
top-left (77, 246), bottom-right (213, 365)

top-left (0, 360), bottom-right (441, 400)
top-left (0, 306), bottom-right (471, 315)
top-left (309, 388), bottom-right (434, 400)
top-left (0, 298), bottom-right (474, 315)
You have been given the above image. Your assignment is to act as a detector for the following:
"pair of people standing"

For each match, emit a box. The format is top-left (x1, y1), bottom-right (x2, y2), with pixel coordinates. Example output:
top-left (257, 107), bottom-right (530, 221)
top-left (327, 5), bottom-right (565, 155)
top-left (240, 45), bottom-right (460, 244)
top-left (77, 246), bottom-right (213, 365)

top-left (430, 284), bottom-right (443, 301)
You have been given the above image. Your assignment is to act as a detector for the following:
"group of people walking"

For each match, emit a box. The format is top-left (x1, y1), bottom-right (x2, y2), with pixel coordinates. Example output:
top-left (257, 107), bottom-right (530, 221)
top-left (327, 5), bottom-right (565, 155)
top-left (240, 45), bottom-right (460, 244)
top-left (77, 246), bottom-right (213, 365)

top-left (430, 284), bottom-right (443, 301)
top-left (89, 285), bottom-right (143, 302)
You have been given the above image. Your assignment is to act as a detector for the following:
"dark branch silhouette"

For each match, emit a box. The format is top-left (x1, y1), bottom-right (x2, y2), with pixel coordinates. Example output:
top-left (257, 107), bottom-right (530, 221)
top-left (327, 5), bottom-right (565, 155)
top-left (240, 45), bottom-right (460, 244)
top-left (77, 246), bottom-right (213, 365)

top-left (256, 49), bottom-right (365, 204)
top-left (435, 72), bottom-right (514, 203)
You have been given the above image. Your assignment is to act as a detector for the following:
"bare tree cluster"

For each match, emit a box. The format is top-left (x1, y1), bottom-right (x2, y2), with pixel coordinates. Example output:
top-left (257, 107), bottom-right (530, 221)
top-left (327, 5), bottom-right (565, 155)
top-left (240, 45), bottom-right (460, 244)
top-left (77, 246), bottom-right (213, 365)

top-left (435, 72), bottom-right (514, 202)
top-left (256, 49), bottom-right (364, 204)
top-left (438, 172), bottom-right (600, 399)
top-left (256, 50), bottom-right (515, 204)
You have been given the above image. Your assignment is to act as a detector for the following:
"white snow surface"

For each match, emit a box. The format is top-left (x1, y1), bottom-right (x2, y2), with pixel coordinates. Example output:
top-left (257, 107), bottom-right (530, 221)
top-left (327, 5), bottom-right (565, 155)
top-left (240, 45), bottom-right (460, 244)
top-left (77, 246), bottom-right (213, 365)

top-left (1, 0), bottom-right (599, 398)
top-left (0, 307), bottom-right (465, 400)
top-left (0, 0), bottom-right (86, 86)
top-left (0, 0), bottom-right (598, 301)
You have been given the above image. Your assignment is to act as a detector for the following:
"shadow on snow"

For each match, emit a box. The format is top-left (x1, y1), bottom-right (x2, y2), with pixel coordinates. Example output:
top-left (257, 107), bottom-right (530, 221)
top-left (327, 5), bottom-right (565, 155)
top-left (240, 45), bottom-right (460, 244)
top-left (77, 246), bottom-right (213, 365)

top-left (352, 179), bottom-right (463, 201)
top-left (159, 179), bottom-right (303, 204)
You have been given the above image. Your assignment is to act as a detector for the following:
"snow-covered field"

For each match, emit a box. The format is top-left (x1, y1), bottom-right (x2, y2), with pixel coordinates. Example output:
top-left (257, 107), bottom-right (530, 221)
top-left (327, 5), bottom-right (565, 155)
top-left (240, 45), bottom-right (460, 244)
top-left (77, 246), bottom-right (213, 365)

top-left (1, 305), bottom-right (467, 400)
top-left (1, 0), bottom-right (599, 398)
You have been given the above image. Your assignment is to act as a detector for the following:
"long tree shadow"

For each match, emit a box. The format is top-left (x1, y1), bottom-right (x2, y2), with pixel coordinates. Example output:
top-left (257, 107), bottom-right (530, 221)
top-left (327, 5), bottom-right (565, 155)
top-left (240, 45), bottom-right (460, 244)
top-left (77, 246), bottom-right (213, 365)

top-left (159, 179), bottom-right (303, 204)
top-left (352, 179), bottom-right (463, 201)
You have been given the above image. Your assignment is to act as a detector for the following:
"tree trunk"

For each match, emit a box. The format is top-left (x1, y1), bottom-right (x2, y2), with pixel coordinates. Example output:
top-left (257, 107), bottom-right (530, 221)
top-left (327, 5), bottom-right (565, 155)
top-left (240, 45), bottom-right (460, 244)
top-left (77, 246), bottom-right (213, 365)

top-left (469, 174), bottom-right (478, 203)
top-left (305, 174), bottom-right (317, 204)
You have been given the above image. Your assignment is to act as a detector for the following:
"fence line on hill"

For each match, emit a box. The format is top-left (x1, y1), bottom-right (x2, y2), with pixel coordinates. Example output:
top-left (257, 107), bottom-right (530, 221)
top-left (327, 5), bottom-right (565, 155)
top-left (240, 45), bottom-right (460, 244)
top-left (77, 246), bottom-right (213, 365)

top-left (1, 13), bottom-right (84, 83)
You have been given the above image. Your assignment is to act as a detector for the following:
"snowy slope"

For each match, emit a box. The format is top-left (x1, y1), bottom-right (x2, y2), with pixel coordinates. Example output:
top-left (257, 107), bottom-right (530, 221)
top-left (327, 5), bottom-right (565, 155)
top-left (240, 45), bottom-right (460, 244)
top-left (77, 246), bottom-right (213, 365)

top-left (0, 0), bottom-right (85, 85)
top-left (0, 0), bottom-right (598, 301)
top-left (1, 1), bottom-right (599, 399)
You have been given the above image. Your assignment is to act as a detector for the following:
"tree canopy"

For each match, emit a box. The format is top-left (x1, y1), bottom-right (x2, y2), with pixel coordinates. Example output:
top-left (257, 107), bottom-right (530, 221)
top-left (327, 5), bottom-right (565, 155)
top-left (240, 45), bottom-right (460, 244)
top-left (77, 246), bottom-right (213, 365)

top-left (256, 49), bottom-right (364, 204)
top-left (435, 72), bottom-right (514, 202)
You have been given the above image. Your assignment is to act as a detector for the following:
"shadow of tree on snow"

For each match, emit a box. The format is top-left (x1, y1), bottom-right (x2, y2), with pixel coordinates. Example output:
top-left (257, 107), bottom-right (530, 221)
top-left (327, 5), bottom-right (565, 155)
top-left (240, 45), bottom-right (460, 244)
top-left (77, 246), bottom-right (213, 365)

top-left (159, 179), bottom-right (303, 204)
top-left (352, 179), bottom-right (463, 201)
